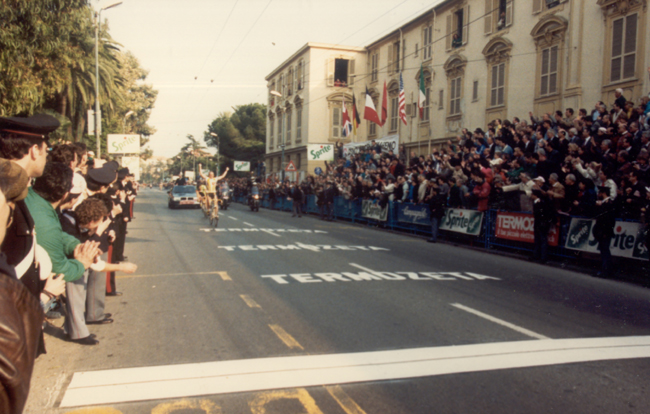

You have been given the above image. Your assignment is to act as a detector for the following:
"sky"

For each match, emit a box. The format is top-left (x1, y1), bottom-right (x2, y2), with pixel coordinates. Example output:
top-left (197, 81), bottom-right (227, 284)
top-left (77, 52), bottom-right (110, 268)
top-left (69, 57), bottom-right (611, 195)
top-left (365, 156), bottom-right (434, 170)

top-left (96, 0), bottom-right (443, 158)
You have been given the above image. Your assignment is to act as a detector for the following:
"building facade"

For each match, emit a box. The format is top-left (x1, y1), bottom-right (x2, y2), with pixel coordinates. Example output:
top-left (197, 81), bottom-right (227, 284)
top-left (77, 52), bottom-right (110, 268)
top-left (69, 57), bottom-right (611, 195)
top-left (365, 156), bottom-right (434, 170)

top-left (264, 0), bottom-right (650, 176)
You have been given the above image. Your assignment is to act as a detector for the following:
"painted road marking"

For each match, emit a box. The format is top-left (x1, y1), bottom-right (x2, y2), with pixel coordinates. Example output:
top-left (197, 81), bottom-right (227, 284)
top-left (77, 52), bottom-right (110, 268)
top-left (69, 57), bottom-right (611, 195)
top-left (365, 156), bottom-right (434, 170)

top-left (228, 216), bottom-right (238, 221)
top-left (261, 229), bottom-right (281, 238)
top-left (243, 222), bottom-right (255, 227)
top-left (218, 272), bottom-right (232, 281)
top-left (200, 228), bottom-right (328, 234)
top-left (240, 294), bottom-right (261, 308)
top-left (262, 263), bottom-right (500, 284)
top-left (60, 335), bottom-right (650, 407)
top-left (118, 271), bottom-right (229, 280)
top-left (325, 385), bottom-right (367, 414)
top-left (451, 303), bottom-right (550, 340)
top-left (217, 245), bottom-right (388, 252)
top-left (249, 388), bottom-right (322, 414)
top-left (268, 324), bottom-right (304, 350)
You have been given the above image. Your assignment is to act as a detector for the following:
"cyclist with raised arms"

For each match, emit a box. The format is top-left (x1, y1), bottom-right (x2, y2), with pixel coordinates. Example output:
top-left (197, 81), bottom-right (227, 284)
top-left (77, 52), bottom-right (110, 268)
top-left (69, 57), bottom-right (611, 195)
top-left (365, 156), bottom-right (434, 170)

top-left (198, 163), bottom-right (229, 220)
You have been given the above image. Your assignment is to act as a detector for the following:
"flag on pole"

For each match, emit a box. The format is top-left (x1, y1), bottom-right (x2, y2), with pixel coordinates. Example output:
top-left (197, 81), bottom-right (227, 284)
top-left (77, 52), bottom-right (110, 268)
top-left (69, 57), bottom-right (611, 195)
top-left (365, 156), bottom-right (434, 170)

top-left (352, 92), bottom-right (361, 135)
top-left (341, 97), bottom-right (352, 137)
top-left (363, 86), bottom-right (382, 126)
top-left (418, 63), bottom-right (426, 119)
top-left (399, 72), bottom-right (407, 126)
top-left (381, 81), bottom-right (388, 126)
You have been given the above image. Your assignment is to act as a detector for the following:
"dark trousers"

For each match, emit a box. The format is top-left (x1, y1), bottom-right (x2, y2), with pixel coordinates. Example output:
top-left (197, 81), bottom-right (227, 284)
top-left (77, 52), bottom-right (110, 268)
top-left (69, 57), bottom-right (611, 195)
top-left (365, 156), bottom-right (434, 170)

top-left (598, 237), bottom-right (613, 276)
top-left (430, 217), bottom-right (440, 242)
top-left (292, 201), bottom-right (302, 216)
top-left (113, 219), bottom-right (127, 261)
top-left (533, 226), bottom-right (549, 262)
top-left (105, 244), bottom-right (116, 294)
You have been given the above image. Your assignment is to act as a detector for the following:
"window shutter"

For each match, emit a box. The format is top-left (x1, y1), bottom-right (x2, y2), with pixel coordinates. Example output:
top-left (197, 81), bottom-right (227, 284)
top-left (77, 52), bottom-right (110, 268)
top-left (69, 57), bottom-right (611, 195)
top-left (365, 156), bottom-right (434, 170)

top-left (387, 44), bottom-right (394, 74)
top-left (402, 39), bottom-right (406, 72)
top-left (505, 0), bottom-right (513, 27)
top-left (473, 80), bottom-right (478, 101)
top-left (293, 67), bottom-right (297, 93)
top-left (623, 14), bottom-right (637, 79)
top-left (326, 58), bottom-right (335, 87)
top-left (484, 0), bottom-right (493, 35)
top-left (462, 5), bottom-right (470, 45)
top-left (439, 89), bottom-right (444, 109)
top-left (349, 59), bottom-right (356, 86)
top-left (533, 0), bottom-right (542, 14)
top-left (332, 107), bottom-right (340, 138)
top-left (446, 15), bottom-right (453, 51)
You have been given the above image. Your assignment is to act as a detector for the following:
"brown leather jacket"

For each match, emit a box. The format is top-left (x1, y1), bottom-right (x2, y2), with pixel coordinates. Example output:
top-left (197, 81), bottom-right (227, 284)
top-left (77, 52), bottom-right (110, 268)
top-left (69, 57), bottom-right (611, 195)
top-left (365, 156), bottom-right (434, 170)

top-left (0, 254), bottom-right (44, 414)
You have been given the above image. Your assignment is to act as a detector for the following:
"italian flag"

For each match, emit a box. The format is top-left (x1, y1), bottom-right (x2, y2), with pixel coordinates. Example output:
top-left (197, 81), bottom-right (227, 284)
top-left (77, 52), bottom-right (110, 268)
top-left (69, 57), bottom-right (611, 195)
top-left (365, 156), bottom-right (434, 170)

top-left (418, 63), bottom-right (426, 119)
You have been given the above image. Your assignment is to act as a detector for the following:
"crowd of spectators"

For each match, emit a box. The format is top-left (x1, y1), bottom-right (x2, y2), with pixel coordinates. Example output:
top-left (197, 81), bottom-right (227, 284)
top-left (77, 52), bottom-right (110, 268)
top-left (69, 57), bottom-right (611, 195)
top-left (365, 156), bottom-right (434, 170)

top-left (234, 87), bottom-right (650, 227)
top-left (0, 114), bottom-right (139, 412)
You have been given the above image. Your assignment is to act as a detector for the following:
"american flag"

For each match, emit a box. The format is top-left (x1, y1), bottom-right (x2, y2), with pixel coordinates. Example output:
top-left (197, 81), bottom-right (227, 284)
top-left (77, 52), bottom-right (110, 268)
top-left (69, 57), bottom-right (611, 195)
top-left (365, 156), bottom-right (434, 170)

top-left (399, 72), bottom-right (407, 126)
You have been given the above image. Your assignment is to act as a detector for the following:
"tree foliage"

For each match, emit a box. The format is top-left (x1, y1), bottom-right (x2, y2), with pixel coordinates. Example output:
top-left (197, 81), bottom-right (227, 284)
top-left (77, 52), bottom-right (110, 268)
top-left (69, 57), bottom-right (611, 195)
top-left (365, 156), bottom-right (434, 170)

top-left (204, 103), bottom-right (267, 174)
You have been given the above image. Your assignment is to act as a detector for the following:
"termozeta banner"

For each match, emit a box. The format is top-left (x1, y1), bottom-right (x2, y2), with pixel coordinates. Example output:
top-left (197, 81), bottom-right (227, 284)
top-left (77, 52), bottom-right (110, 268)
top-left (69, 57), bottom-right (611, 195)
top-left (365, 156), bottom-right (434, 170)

top-left (361, 200), bottom-right (388, 222)
top-left (565, 218), bottom-right (648, 260)
top-left (439, 208), bottom-right (484, 236)
top-left (397, 204), bottom-right (431, 226)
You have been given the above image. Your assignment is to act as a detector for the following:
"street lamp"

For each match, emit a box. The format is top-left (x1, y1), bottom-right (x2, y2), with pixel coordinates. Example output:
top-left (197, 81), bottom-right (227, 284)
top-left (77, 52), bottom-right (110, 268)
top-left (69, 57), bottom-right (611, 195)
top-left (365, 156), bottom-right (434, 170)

top-left (270, 90), bottom-right (285, 182)
top-left (210, 132), bottom-right (219, 175)
top-left (95, 1), bottom-right (123, 158)
top-left (123, 110), bottom-right (134, 133)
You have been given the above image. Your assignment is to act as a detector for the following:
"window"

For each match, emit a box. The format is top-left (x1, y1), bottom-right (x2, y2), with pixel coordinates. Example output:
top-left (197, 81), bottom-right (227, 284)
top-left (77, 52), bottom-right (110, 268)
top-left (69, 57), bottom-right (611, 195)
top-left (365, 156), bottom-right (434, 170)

top-left (415, 43), bottom-right (419, 58)
top-left (296, 107), bottom-right (302, 141)
top-left (287, 67), bottom-right (294, 96)
top-left (296, 153), bottom-right (301, 169)
top-left (438, 89), bottom-right (444, 110)
top-left (279, 74), bottom-right (285, 96)
top-left (388, 41), bottom-right (400, 74)
top-left (422, 87), bottom-right (431, 121)
top-left (371, 52), bottom-right (379, 82)
top-left (269, 119), bottom-right (274, 147)
top-left (485, 0), bottom-right (512, 35)
top-left (269, 81), bottom-right (276, 106)
top-left (490, 63), bottom-right (505, 106)
top-left (446, 5), bottom-right (469, 51)
top-left (369, 122), bottom-right (377, 136)
top-left (297, 60), bottom-right (304, 90)
top-left (332, 106), bottom-right (341, 138)
top-left (286, 111), bottom-right (292, 143)
top-left (335, 59), bottom-right (349, 86)
top-left (277, 113), bottom-right (283, 139)
top-left (449, 77), bottom-right (462, 116)
top-left (473, 80), bottom-right (479, 102)
top-left (533, 0), bottom-right (565, 14)
top-left (390, 97), bottom-right (399, 131)
top-left (328, 58), bottom-right (355, 87)
top-left (610, 14), bottom-right (638, 83)
top-left (540, 45), bottom-right (558, 96)
top-left (423, 24), bottom-right (433, 60)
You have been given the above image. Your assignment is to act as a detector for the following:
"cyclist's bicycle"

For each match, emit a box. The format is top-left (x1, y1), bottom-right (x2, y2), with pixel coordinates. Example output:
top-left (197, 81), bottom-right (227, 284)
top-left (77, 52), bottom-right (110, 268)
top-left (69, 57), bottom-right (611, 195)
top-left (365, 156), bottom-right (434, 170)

top-left (206, 193), bottom-right (219, 228)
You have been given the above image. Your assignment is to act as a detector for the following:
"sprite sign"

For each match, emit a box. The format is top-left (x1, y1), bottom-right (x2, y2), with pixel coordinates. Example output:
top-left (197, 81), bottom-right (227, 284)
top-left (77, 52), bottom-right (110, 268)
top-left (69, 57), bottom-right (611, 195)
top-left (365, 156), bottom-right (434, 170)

top-left (234, 161), bottom-right (250, 172)
top-left (439, 208), bottom-right (484, 236)
top-left (307, 144), bottom-right (334, 161)
top-left (565, 218), bottom-right (648, 260)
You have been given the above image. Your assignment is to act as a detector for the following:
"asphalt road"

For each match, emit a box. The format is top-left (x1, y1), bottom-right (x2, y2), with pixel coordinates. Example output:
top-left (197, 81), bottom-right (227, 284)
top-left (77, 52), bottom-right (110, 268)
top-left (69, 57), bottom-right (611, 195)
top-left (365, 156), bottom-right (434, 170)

top-left (27, 188), bottom-right (650, 414)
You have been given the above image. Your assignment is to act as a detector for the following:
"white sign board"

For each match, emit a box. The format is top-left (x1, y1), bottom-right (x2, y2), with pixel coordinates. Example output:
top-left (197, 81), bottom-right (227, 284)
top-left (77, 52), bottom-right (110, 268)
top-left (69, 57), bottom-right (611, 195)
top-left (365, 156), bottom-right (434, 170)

top-left (121, 156), bottom-right (140, 181)
top-left (184, 170), bottom-right (195, 181)
top-left (234, 161), bottom-right (250, 172)
top-left (342, 135), bottom-right (399, 159)
top-left (107, 134), bottom-right (140, 154)
top-left (307, 144), bottom-right (334, 161)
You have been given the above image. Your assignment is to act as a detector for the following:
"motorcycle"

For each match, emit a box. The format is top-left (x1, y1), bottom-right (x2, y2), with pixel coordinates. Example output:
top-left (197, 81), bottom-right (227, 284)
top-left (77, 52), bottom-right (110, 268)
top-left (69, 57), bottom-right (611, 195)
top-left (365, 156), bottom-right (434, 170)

top-left (249, 186), bottom-right (260, 212)
top-left (219, 187), bottom-right (231, 211)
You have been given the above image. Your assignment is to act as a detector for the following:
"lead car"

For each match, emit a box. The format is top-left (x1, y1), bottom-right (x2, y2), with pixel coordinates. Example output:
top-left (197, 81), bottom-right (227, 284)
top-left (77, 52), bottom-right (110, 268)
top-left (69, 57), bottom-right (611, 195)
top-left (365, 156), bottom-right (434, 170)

top-left (168, 185), bottom-right (200, 209)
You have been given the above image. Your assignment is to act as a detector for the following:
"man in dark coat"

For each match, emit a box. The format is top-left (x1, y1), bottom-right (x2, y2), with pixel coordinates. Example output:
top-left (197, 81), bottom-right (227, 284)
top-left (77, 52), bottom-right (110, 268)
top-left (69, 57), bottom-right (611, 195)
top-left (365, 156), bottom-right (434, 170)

top-left (290, 183), bottom-right (303, 217)
top-left (592, 186), bottom-right (617, 277)
top-left (530, 189), bottom-right (556, 263)
top-left (426, 181), bottom-right (447, 243)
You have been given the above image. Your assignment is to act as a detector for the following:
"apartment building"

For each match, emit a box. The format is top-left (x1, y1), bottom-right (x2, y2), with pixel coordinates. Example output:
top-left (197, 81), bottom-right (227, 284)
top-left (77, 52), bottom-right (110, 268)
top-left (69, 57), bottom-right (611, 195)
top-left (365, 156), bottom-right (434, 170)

top-left (264, 43), bottom-right (365, 177)
top-left (265, 0), bottom-right (650, 173)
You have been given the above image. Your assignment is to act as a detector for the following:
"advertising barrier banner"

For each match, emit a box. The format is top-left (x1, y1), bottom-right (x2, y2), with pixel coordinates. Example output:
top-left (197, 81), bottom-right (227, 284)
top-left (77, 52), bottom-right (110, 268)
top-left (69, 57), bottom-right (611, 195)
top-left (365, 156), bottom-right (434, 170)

top-left (234, 161), bottom-right (250, 172)
top-left (107, 134), bottom-right (140, 154)
top-left (439, 208), bottom-right (484, 235)
top-left (495, 212), bottom-right (559, 246)
top-left (307, 144), bottom-right (334, 161)
top-left (397, 204), bottom-right (431, 226)
top-left (343, 135), bottom-right (399, 158)
top-left (565, 218), bottom-right (648, 260)
top-left (361, 200), bottom-right (388, 222)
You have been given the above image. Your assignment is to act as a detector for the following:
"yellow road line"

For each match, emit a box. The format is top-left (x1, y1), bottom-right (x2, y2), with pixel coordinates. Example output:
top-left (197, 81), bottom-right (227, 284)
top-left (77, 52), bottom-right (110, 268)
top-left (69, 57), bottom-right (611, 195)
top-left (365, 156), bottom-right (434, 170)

top-left (268, 324), bottom-right (304, 350)
top-left (116, 271), bottom-right (228, 280)
top-left (240, 294), bottom-right (261, 308)
top-left (325, 385), bottom-right (368, 414)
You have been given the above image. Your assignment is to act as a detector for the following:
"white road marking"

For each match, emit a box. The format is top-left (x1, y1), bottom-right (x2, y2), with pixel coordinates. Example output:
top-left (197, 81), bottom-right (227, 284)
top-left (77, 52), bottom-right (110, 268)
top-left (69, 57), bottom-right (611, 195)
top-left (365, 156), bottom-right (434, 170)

top-left (451, 303), bottom-right (550, 340)
top-left (228, 216), bottom-right (238, 221)
top-left (243, 222), bottom-right (255, 227)
top-left (60, 336), bottom-right (650, 407)
top-left (261, 229), bottom-right (281, 238)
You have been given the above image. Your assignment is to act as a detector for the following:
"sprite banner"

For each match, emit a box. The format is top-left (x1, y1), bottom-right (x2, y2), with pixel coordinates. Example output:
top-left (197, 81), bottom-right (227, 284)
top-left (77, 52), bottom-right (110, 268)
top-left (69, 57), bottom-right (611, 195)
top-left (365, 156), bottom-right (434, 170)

top-left (234, 161), bottom-right (250, 172)
top-left (397, 203), bottom-right (431, 226)
top-left (343, 135), bottom-right (399, 158)
top-left (307, 144), bottom-right (334, 161)
top-left (107, 134), bottom-right (140, 154)
top-left (361, 200), bottom-right (388, 222)
top-left (439, 208), bottom-right (484, 236)
top-left (565, 218), bottom-right (648, 260)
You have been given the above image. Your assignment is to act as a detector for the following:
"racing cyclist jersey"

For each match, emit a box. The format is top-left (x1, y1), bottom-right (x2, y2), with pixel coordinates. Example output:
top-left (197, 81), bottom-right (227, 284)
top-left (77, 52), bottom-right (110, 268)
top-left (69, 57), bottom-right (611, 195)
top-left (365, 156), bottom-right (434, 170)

top-left (206, 178), bottom-right (217, 193)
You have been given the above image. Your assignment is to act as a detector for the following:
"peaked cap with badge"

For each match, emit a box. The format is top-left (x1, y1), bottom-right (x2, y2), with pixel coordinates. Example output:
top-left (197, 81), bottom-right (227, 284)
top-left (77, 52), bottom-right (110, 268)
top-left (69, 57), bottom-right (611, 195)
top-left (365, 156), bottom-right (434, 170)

top-left (0, 114), bottom-right (60, 139)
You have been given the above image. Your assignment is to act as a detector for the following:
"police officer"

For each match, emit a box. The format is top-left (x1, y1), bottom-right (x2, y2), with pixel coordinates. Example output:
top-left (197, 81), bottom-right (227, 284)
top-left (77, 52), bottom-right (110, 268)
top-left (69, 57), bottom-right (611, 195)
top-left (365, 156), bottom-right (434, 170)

top-left (593, 186), bottom-right (617, 277)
